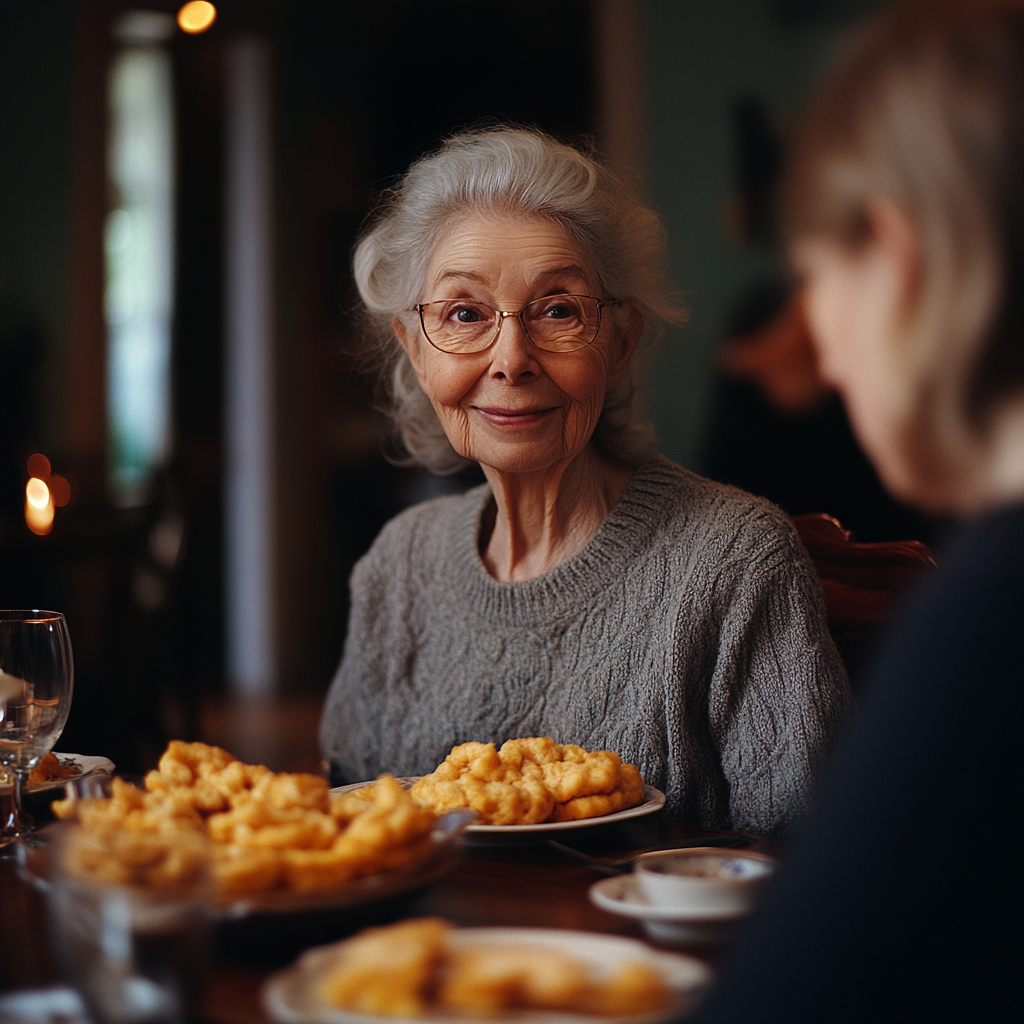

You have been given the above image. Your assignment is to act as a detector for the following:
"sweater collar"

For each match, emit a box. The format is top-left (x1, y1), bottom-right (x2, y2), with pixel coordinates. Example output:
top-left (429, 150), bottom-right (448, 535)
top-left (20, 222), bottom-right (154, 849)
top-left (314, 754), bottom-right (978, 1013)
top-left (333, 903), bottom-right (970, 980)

top-left (451, 454), bottom-right (687, 627)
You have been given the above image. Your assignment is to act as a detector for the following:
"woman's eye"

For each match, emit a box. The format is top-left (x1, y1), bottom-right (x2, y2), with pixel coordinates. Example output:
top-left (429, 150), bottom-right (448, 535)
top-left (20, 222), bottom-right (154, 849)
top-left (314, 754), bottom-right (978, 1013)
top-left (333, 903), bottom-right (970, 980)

top-left (540, 300), bottom-right (579, 320)
top-left (451, 305), bottom-right (488, 325)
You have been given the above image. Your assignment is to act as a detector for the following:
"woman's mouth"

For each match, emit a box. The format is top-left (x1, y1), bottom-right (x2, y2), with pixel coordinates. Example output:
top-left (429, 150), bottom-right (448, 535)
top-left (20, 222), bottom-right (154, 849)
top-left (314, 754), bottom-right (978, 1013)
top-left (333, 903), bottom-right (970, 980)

top-left (473, 406), bottom-right (557, 428)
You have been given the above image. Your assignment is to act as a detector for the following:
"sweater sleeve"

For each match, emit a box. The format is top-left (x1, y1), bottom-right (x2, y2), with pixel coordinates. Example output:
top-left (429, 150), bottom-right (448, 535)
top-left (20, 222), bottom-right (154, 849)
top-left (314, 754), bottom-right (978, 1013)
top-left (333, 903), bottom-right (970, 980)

top-left (703, 512), bottom-right (851, 836)
top-left (318, 521), bottom-right (415, 785)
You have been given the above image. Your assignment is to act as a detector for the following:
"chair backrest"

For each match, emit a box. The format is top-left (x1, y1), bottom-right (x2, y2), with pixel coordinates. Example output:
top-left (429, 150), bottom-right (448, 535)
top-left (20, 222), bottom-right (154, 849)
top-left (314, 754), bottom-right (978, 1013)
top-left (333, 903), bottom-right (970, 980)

top-left (792, 512), bottom-right (937, 674)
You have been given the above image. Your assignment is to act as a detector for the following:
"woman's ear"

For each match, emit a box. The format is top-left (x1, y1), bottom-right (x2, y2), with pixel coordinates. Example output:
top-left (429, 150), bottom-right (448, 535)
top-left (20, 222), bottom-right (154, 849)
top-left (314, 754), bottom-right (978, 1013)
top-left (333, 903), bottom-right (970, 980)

top-left (607, 305), bottom-right (644, 387)
top-left (393, 315), bottom-right (426, 380)
top-left (864, 198), bottom-right (923, 318)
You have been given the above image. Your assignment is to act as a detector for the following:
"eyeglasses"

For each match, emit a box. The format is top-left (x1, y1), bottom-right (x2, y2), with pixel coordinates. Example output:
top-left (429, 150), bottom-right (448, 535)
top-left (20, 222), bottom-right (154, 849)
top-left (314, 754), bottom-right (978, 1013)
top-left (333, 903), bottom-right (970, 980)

top-left (413, 294), bottom-right (615, 354)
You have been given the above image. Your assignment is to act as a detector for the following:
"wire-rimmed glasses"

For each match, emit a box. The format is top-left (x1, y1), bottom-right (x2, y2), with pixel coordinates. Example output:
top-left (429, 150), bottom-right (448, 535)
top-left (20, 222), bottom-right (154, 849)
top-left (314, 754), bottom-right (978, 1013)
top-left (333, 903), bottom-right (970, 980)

top-left (414, 293), bottom-right (615, 354)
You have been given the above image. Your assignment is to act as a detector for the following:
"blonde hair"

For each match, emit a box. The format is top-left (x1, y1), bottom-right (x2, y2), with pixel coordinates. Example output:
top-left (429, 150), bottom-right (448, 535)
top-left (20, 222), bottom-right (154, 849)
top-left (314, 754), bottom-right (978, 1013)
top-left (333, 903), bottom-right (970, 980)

top-left (784, 0), bottom-right (1024, 480)
top-left (353, 126), bottom-right (686, 474)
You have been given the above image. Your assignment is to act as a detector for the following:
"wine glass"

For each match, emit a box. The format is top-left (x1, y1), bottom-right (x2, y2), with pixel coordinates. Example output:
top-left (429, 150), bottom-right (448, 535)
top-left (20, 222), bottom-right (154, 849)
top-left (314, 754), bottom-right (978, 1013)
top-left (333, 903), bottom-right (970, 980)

top-left (0, 610), bottom-right (74, 852)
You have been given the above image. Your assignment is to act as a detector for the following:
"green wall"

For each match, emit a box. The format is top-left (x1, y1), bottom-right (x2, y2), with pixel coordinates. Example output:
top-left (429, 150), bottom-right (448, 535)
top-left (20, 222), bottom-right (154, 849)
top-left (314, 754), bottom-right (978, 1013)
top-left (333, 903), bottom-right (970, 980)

top-left (643, 0), bottom-right (877, 469)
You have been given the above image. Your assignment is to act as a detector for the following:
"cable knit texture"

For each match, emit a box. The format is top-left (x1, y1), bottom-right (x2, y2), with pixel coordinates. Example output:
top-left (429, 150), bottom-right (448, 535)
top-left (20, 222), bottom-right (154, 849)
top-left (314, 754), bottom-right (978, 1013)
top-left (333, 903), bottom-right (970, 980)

top-left (320, 455), bottom-right (850, 835)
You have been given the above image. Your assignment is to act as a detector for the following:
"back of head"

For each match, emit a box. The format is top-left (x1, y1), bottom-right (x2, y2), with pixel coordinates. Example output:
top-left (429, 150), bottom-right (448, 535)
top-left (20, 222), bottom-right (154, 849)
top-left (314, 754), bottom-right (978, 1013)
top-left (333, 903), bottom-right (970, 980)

top-left (784, 0), bottom-right (1024, 436)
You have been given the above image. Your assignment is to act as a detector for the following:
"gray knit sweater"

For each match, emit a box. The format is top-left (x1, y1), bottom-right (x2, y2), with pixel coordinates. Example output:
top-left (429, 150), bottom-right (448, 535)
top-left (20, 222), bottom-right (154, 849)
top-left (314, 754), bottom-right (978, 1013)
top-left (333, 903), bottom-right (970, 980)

top-left (320, 455), bottom-right (850, 835)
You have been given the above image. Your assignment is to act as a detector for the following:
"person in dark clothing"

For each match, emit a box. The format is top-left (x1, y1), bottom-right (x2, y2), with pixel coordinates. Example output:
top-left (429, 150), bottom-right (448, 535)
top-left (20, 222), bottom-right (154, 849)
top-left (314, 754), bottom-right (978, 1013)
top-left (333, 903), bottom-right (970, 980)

top-left (692, 504), bottom-right (1022, 1022)
top-left (691, 2), bottom-right (1024, 1021)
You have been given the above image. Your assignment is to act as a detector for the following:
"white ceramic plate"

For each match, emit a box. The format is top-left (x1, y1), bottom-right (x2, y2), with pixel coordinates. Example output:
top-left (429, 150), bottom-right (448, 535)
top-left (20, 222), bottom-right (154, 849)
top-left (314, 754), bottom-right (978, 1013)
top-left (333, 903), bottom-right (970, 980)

top-left (263, 926), bottom-right (712, 1024)
top-left (331, 781), bottom-right (666, 840)
top-left (589, 874), bottom-right (744, 945)
top-left (26, 753), bottom-right (115, 793)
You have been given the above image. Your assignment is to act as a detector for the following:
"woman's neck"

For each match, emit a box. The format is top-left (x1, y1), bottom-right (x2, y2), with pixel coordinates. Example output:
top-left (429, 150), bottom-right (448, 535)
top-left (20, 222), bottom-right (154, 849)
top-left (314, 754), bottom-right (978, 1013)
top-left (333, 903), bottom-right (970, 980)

top-left (479, 447), bottom-right (634, 582)
top-left (914, 397), bottom-right (1024, 518)
top-left (960, 398), bottom-right (1024, 517)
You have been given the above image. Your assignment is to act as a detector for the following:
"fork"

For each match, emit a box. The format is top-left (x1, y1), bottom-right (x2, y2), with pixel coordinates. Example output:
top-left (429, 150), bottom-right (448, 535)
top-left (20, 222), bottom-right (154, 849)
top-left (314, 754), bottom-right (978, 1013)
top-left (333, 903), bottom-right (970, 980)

top-left (548, 836), bottom-right (754, 875)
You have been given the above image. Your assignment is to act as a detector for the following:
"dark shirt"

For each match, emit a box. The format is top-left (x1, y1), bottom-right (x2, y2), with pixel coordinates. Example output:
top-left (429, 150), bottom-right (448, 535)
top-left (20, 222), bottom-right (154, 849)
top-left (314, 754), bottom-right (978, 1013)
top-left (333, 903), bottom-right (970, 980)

top-left (690, 501), bottom-right (1024, 1023)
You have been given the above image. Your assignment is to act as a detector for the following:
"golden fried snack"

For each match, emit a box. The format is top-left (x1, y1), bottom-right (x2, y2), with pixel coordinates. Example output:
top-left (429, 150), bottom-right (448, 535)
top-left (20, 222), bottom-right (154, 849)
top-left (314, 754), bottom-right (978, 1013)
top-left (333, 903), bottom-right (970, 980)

top-left (60, 816), bottom-right (209, 891)
top-left (29, 751), bottom-right (82, 784)
top-left (329, 783), bottom-right (378, 825)
top-left (52, 741), bottom-right (440, 900)
top-left (582, 962), bottom-right (675, 1016)
top-left (316, 919), bottom-right (673, 1018)
top-left (212, 845), bottom-right (283, 896)
top-left (410, 741), bottom-right (556, 825)
top-left (207, 798), bottom-right (339, 851)
top-left (438, 945), bottom-right (589, 1013)
top-left (411, 738), bottom-right (645, 825)
top-left (317, 917), bottom-right (452, 1017)
top-left (282, 776), bottom-right (437, 892)
top-left (547, 762), bottom-right (646, 822)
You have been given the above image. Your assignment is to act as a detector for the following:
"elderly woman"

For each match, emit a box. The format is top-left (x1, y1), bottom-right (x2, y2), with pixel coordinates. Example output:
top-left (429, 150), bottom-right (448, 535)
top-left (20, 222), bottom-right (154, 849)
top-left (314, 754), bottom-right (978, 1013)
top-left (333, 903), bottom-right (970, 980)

top-left (693, 2), bottom-right (1023, 1019)
top-left (320, 127), bottom-right (849, 835)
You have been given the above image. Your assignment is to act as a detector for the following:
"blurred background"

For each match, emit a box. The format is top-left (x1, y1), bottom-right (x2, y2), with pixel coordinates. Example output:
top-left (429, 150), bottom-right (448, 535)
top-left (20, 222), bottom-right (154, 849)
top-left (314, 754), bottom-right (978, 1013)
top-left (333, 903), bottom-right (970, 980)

top-left (1, 0), bottom-right (931, 774)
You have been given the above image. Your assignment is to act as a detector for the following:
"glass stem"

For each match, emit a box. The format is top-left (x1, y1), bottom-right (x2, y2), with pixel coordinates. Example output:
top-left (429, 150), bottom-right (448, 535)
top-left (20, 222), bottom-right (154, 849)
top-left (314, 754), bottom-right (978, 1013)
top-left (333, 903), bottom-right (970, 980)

top-left (10, 767), bottom-right (32, 833)
top-left (1, 780), bottom-right (14, 833)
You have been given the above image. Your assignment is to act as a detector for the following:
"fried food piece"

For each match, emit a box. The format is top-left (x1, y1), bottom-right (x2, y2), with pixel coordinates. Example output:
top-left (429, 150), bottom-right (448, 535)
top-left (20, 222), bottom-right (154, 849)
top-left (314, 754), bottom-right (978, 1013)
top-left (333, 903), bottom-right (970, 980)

top-left (410, 741), bottom-right (555, 825)
top-left (581, 962), bottom-right (672, 1016)
top-left (317, 918), bottom-right (452, 1017)
top-left (212, 844), bottom-right (283, 896)
top-left (413, 772), bottom-right (554, 825)
top-left (412, 738), bottom-right (645, 825)
top-left (53, 776), bottom-right (146, 826)
top-left (51, 740), bottom-right (440, 900)
top-left (280, 777), bottom-right (436, 892)
top-left (497, 736), bottom-right (563, 766)
top-left (207, 800), bottom-right (339, 851)
top-left (329, 783), bottom-right (380, 825)
top-left (145, 739), bottom-right (235, 789)
top-left (28, 751), bottom-right (80, 784)
top-left (547, 762), bottom-right (646, 822)
top-left (540, 752), bottom-right (623, 803)
top-left (317, 920), bottom-right (673, 1018)
top-left (61, 817), bottom-right (209, 890)
top-left (144, 742), bottom-right (285, 815)
top-left (332, 775), bottom-right (438, 868)
top-left (438, 945), bottom-right (589, 1013)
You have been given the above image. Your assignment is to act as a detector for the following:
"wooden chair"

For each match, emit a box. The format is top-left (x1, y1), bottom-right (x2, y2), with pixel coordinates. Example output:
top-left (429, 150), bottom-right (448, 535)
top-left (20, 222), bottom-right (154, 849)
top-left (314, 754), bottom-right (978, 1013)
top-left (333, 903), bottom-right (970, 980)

top-left (792, 513), bottom-right (937, 675)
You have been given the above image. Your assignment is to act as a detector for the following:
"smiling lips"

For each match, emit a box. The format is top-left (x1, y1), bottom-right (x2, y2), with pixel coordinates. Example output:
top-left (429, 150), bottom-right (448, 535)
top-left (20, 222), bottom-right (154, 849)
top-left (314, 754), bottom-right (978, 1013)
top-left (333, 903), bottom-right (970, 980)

top-left (474, 406), bottom-right (557, 428)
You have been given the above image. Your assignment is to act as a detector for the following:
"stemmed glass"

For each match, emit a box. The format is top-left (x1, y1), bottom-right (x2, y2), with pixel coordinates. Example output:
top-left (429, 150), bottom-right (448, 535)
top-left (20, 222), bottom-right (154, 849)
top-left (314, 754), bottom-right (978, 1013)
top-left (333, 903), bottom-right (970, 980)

top-left (0, 610), bottom-right (74, 852)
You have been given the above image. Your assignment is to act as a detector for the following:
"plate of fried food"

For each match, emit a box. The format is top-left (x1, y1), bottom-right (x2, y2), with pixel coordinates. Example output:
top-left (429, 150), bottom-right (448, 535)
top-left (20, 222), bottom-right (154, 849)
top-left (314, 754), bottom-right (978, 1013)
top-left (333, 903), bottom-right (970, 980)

top-left (262, 917), bottom-right (711, 1024)
top-left (25, 752), bottom-right (115, 793)
top-left (49, 740), bottom-right (472, 917)
top-left (335, 739), bottom-right (665, 844)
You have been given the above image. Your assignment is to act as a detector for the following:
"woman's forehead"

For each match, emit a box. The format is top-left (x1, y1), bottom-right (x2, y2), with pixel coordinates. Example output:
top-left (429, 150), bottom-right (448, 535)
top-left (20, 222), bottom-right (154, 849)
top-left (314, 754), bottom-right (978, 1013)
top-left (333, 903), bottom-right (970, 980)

top-left (425, 212), bottom-right (595, 294)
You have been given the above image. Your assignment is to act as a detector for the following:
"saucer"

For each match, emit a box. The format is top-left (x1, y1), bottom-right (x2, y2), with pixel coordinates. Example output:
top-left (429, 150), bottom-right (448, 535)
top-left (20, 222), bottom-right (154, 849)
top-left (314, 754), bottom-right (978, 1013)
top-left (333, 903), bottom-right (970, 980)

top-left (589, 873), bottom-right (746, 944)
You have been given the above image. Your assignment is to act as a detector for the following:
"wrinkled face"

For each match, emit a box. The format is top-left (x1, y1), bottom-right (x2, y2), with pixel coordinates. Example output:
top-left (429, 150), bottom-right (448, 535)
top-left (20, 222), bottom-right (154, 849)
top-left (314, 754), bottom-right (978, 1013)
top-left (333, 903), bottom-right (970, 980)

top-left (393, 213), bottom-right (636, 477)
top-left (795, 236), bottom-right (918, 501)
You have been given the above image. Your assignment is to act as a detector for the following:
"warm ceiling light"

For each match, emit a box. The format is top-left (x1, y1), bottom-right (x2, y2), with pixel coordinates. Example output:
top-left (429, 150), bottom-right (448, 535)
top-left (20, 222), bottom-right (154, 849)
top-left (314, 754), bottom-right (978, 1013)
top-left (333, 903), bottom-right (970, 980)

top-left (177, 1), bottom-right (216, 34)
top-left (49, 474), bottom-right (72, 508)
top-left (25, 478), bottom-right (54, 536)
top-left (26, 477), bottom-right (50, 510)
top-left (27, 453), bottom-right (51, 480)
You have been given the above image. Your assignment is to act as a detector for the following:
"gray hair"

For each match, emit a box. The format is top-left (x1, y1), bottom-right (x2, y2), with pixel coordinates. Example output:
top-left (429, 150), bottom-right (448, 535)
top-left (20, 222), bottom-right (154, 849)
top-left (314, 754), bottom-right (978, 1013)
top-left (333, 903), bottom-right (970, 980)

top-left (353, 126), bottom-right (686, 474)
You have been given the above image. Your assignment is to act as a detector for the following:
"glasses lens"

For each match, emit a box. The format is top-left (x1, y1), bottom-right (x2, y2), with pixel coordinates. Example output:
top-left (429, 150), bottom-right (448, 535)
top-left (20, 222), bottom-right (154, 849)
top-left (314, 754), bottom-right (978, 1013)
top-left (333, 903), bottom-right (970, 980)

top-left (420, 300), bottom-right (497, 353)
top-left (522, 294), bottom-right (600, 352)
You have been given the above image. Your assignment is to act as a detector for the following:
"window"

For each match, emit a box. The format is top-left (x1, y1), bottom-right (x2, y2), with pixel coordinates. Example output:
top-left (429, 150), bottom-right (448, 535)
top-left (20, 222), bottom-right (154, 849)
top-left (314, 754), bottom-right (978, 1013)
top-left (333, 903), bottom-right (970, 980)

top-left (105, 37), bottom-right (175, 506)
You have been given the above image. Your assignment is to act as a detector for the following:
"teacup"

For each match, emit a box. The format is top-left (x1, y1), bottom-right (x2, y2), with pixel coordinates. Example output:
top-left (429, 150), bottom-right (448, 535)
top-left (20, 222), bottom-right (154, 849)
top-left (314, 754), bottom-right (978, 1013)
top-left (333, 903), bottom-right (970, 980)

top-left (633, 848), bottom-right (777, 916)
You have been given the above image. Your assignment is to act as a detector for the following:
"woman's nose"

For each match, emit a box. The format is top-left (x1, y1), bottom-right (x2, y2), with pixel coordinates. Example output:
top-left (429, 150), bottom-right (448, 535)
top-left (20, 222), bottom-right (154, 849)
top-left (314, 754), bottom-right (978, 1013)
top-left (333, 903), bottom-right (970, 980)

top-left (488, 314), bottom-right (539, 381)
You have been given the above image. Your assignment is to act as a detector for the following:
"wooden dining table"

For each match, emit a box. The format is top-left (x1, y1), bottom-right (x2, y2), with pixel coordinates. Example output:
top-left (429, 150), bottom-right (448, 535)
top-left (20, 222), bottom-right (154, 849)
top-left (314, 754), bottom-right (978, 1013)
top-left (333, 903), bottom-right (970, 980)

top-left (1, 805), bottom-right (780, 1024)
